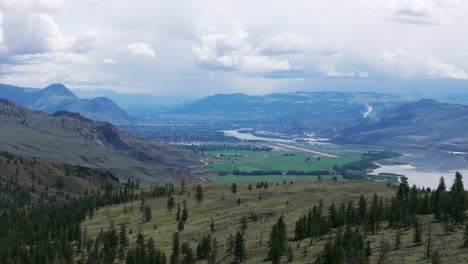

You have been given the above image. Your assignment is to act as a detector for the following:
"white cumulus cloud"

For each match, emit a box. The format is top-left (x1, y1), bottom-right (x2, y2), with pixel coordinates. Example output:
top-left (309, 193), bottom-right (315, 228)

top-left (0, 0), bottom-right (63, 11)
top-left (259, 33), bottom-right (336, 56)
top-left (379, 49), bottom-right (468, 79)
top-left (127, 42), bottom-right (156, 58)
top-left (193, 30), bottom-right (292, 72)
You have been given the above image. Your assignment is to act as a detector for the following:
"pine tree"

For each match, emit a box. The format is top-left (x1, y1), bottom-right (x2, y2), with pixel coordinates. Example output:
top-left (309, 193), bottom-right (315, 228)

top-left (177, 219), bottom-right (185, 231)
top-left (119, 224), bottom-right (129, 247)
top-left (176, 203), bottom-right (181, 220)
top-left (232, 183), bottom-right (238, 194)
top-left (170, 233), bottom-right (180, 264)
top-left (240, 217), bottom-right (248, 235)
top-left (182, 202), bottom-right (188, 222)
top-left (394, 229), bottom-right (401, 250)
top-left (182, 242), bottom-right (196, 264)
top-left (462, 222), bottom-right (468, 247)
top-left (144, 205), bottom-right (152, 223)
top-left (195, 185), bottom-right (203, 204)
top-left (208, 238), bottom-right (219, 264)
top-left (286, 245), bottom-right (294, 262)
top-left (450, 172), bottom-right (466, 223)
top-left (268, 216), bottom-right (287, 263)
top-left (413, 220), bottom-right (422, 246)
top-left (226, 233), bottom-right (235, 255)
top-left (233, 231), bottom-right (246, 263)
top-left (431, 250), bottom-right (441, 264)
top-left (167, 196), bottom-right (175, 212)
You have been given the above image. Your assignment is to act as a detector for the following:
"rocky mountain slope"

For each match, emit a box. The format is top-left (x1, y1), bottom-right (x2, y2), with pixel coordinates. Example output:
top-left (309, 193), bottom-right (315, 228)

top-left (0, 98), bottom-right (201, 183)
top-left (0, 83), bottom-right (132, 123)
top-left (0, 149), bottom-right (122, 193)
top-left (334, 99), bottom-right (468, 151)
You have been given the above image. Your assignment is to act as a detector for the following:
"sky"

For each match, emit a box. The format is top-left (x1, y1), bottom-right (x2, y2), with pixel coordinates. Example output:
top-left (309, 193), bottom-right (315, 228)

top-left (1, 0), bottom-right (468, 96)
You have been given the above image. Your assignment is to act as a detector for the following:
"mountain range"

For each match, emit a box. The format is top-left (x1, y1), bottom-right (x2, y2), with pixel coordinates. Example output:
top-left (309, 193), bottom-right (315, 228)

top-left (0, 83), bottom-right (132, 123)
top-left (335, 99), bottom-right (468, 151)
top-left (170, 91), bottom-right (409, 135)
top-left (0, 98), bottom-right (201, 183)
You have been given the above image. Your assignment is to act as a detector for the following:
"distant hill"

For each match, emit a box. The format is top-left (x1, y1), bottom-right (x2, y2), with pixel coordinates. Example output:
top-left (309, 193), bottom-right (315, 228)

top-left (0, 149), bottom-right (122, 194)
top-left (335, 99), bottom-right (468, 151)
top-left (0, 98), bottom-right (201, 183)
top-left (171, 92), bottom-right (408, 135)
top-left (0, 83), bottom-right (132, 123)
top-left (72, 88), bottom-right (196, 108)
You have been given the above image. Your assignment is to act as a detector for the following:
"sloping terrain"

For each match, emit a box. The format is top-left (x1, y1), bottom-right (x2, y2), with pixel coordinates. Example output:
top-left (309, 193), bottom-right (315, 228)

top-left (0, 98), bottom-right (201, 183)
top-left (0, 150), bottom-right (121, 193)
top-left (335, 99), bottom-right (468, 151)
top-left (0, 83), bottom-right (132, 123)
top-left (170, 92), bottom-right (407, 135)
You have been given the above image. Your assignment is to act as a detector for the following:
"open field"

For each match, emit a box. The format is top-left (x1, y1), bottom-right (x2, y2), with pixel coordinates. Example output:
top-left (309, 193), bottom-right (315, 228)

top-left (82, 180), bottom-right (468, 263)
top-left (199, 147), bottom-right (363, 174)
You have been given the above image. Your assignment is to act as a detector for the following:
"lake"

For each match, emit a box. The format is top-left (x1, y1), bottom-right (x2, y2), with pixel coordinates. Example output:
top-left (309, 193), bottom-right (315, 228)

top-left (370, 150), bottom-right (468, 189)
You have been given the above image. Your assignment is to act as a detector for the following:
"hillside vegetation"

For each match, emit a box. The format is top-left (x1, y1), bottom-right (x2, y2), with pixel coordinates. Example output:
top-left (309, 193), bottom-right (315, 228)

top-left (82, 176), bottom-right (468, 264)
top-left (0, 98), bottom-right (200, 183)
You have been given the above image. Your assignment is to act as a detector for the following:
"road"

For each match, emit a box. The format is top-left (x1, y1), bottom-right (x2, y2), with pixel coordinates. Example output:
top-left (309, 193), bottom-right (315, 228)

top-left (274, 143), bottom-right (339, 158)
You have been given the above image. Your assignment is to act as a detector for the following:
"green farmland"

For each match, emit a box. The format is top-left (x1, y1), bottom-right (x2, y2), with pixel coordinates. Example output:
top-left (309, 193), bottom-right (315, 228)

top-left (197, 144), bottom-right (365, 182)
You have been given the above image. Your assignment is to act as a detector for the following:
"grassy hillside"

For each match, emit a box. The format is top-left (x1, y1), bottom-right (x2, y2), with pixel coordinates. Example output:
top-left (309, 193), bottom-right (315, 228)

top-left (79, 180), bottom-right (468, 263)
top-left (0, 98), bottom-right (201, 183)
top-left (0, 149), bottom-right (121, 194)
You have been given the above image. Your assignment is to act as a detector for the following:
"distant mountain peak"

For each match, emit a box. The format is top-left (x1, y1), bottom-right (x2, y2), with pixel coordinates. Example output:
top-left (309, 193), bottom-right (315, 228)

top-left (0, 83), bottom-right (132, 123)
top-left (41, 84), bottom-right (77, 98)
top-left (50, 110), bottom-right (94, 123)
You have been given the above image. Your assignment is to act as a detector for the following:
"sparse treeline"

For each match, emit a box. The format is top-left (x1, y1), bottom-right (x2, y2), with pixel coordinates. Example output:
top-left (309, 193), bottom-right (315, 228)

top-left (178, 144), bottom-right (272, 153)
top-left (0, 175), bottom-right (143, 263)
top-left (232, 170), bottom-right (330, 176)
top-left (293, 172), bottom-right (468, 264)
top-left (334, 150), bottom-right (400, 180)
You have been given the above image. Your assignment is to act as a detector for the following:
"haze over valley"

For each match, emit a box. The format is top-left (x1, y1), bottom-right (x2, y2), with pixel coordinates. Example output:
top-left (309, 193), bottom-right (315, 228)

top-left (1, 1), bottom-right (468, 264)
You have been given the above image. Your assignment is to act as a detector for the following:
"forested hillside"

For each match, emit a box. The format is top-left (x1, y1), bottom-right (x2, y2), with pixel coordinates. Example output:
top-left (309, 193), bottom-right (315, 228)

top-left (3, 167), bottom-right (468, 263)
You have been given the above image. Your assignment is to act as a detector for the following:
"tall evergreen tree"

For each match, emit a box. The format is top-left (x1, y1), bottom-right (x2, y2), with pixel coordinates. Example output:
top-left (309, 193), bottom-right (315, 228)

top-left (170, 233), bottom-right (180, 264)
top-left (450, 172), bottom-right (466, 223)
top-left (413, 220), bottom-right (422, 246)
top-left (195, 185), bottom-right (203, 204)
top-left (167, 196), bottom-right (175, 212)
top-left (233, 231), bottom-right (246, 263)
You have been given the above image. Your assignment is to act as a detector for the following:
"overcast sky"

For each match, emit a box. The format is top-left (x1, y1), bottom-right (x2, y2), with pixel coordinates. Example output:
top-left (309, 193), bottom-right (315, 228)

top-left (1, 0), bottom-right (468, 95)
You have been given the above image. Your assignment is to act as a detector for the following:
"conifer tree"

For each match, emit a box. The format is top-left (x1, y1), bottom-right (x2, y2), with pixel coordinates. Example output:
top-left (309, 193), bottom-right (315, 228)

top-left (232, 183), bottom-right (238, 194)
top-left (450, 172), bottom-right (466, 223)
top-left (208, 238), bottom-right (219, 264)
top-left (413, 220), bottom-right (422, 246)
top-left (177, 219), bottom-right (185, 231)
top-left (176, 203), bottom-right (181, 220)
top-left (167, 196), bottom-right (175, 212)
top-left (462, 222), bottom-right (468, 247)
top-left (182, 202), bottom-right (188, 222)
top-left (286, 245), bottom-right (294, 262)
top-left (394, 229), bottom-right (401, 250)
top-left (195, 185), bottom-right (203, 204)
top-left (170, 232), bottom-right (180, 264)
top-left (233, 231), bottom-right (246, 263)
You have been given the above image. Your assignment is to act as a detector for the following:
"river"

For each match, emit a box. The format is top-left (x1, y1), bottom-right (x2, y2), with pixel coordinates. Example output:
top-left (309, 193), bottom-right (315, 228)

top-left (370, 151), bottom-right (468, 189)
top-left (223, 129), bottom-right (468, 189)
top-left (221, 130), bottom-right (296, 143)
